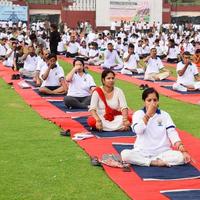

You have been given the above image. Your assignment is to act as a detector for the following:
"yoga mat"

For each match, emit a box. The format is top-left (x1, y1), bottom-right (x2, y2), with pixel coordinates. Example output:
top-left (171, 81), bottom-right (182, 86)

top-left (73, 116), bottom-right (136, 138)
top-left (33, 88), bottom-right (66, 97)
top-left (162, 86), bottom-right (200, 94)
top-left (161, 189), bottom-right (200, 200)
top-left (48, 100), bottom-right (88, 113)
top-left (113, 143), bottom-right (200, 181)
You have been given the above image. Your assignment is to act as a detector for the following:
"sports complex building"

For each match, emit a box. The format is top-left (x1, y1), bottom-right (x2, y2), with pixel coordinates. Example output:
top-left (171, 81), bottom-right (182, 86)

top-left (1, 0), bottom-right (200, 27)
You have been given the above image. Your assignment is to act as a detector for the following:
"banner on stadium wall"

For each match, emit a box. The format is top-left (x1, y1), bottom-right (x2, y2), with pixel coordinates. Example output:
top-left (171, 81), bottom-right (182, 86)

top-left (0, 6), bottom-right (28, 22)
top-left (110, 0), bottom-right (150, 22)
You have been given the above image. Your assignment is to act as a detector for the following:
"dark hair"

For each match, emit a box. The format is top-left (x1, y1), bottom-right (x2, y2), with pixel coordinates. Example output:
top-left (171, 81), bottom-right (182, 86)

top-left (73, 58), bottom-right (85, 67)
top-left (128, 43), bottom-right (134, 49)
top-left (29, 33), bottom-right (37, 41)
top-left (101, 69), bottom-right (115, 84)
top-left (142, 87), bottom-right (159, 101)
top-left (47, 53), bottom-right (57, 60)
top-left (195, 49), bottom-right (200, 54)
top-left (183, 51), bottom-right (191, 56)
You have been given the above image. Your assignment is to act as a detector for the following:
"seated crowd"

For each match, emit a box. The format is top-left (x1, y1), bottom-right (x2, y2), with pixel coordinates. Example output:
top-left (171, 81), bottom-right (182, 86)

top-left (0, 21), bottom-right (199, 168)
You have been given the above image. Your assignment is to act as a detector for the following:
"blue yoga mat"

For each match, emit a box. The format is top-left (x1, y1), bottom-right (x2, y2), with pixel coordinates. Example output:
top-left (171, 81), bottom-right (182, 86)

top-left (49, 101), bottom-right (88, 112)
top-left (33, 89), bottom-right (66, 97)
top-left (162, 86), bottom-right (200, 94)
top-left (113, 144), bottom-right (200, 181)
top-left (161, 189), bottom-right (200, 200)
top-left (25, 80), bottom-right (38, 87)
top-left (74, 116), bottom-right (136, 138)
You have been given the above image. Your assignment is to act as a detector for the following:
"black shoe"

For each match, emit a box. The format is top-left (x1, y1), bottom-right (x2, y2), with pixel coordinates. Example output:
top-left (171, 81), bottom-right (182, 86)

top-left (144, 84), bottom-right (149, 89)
top-left (11, 74), bottom-right (17, 80)
top-left (60, 129), bottom-right (71, 137)
top-left (139, 84), bottom-right (145, 90)
top-left (91, 156), bottom-right (102, 166)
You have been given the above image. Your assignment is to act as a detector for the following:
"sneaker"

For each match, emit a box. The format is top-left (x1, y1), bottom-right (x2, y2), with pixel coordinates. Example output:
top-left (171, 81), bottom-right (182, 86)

top-left (60, 129), bottom-right (71, 137)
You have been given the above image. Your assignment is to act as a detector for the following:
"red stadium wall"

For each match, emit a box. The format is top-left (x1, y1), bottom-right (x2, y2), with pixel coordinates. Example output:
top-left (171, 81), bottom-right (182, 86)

top-left (61, 11), bottom-right (96, 29)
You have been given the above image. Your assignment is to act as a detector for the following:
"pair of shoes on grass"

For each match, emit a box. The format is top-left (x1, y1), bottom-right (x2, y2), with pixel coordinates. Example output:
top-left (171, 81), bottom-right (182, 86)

top-left (139, 84), bottom-right (149, 90)
top-left (60, 129), bottom-right (71, 137)
top-left (11, 74), bottom-right (20, 80)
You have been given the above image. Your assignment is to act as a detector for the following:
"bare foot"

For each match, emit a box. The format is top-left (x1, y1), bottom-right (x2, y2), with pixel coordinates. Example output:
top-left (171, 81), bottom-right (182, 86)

top-left (150, 159), bottom-right (170, 167)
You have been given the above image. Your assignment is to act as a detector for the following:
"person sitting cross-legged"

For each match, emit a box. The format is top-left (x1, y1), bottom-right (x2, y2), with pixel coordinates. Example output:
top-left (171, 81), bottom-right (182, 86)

top-left (143, 48), bottom-right (170, 81)
top-left (101, 43), bottom-right (123, 70)
top-left (39, 53), bottom-right (67, 95)
top-left (64, 58), bottom-right (96, 109)
top-left (121, 43), bottom-right (144, 75)
top-left (87, 69), bottom-right (131, 131)
top-left (121, 87), bottom-right (191, 167)
top-left (173, 51), bottom-right (200, 92)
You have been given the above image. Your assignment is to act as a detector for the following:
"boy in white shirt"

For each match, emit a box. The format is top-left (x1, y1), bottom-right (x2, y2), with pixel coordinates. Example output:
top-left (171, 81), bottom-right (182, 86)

top-left (173, 51), bottom-right (200, 92)
top-left (66, 35), bottom-right (80, 58)
top-left (121, 43), bottom-right (144, 75)
top-left (39, 53), bottom-right (67, 95)
top-left (144, 48), bottom-right (170, 81)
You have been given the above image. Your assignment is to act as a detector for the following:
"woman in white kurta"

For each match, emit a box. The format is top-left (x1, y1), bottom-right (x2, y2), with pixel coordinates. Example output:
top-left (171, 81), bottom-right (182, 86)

top-left (121, 87), bottom-right (191, 167)
top-left (88, 69), bottom-right (131, 131)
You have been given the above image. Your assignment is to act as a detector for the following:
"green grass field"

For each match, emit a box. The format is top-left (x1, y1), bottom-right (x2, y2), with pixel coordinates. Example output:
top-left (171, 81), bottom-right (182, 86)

top-left (0, 60), bottom-right (199, 200)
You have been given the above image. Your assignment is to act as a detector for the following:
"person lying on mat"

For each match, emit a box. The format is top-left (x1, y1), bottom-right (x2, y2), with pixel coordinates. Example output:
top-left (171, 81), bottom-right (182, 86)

top-left (87, 69), bottom-right (131, 131)
top-left (121, 87), bottom-right (191, 167)
top-left (143, 48), bottom-right (170, 81)
top-left (173, 51), bottom-right (200, 92)
top-left (39, 53), bottom-right (67, 95)
top-left (64, 58), bottom-right (96, 109)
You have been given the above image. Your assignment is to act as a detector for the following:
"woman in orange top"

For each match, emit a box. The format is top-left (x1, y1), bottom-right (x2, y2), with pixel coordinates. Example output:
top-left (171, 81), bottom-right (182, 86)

top-left (193, 49), bottom-right (200, 68)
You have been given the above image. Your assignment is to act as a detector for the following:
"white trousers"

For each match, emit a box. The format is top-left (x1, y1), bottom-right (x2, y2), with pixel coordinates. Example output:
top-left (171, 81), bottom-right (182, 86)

top-left (121, 149), bottom-right (184, 166)
top-left (173, 82), bottom-right (200, 92)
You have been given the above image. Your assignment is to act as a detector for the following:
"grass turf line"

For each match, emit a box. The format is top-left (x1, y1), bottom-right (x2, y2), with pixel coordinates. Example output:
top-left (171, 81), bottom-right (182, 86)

top-left (0, 79), bottom-right (129, 200)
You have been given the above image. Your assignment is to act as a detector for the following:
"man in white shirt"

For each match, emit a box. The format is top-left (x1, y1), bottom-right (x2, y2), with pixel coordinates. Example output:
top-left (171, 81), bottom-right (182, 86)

top-left (144, 48), bottom-right (170, 81)
top-left (101, 43), bottom-right (123, 70)
top-left (121, 43), bottom-right (144, 75)
top-left (66, 35), bottom-right (80, 58)
top-left (19, 46), bottom-right (38, 78)
top-left (173, 51), bottom-right (200, 92)
top-left (0, 37), bottom-right (7, 60)
top-left (39, 53), bottom-right (67, 95)
top-left (3, 40), bottom-right (17, 67)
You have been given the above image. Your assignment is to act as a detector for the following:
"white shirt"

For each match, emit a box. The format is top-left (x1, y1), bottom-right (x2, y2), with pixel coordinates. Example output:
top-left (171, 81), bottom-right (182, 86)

top-left (145, 57), bottom-right (164, 75)
top-left (123, 52), bottom-right (139, 69)
top-left (176, 61), bottom-right (199, 85)
top-left (0, 44), bottom-right (7, 56)
top-left (23, 55), bottom-right (38, 71)
top-left (67, 73), bottom-right (96, 97)
top-left (167, 46), bottom-right (180, 59)
top-left (78, 46), bottom-right (89, 57)
top-left (132, 109), bottom-right (180, 156)
top-left (103, 50), bottom-right (122, 66)
top-left (67, 42), bottom-right (80, 54)
top-left (40, 64), bottom-right (64, 87)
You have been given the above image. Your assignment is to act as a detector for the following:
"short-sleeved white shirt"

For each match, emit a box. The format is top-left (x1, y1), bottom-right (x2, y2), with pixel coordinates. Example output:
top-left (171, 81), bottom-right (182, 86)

top-left (167, 46), bottom-right (180, 59)
top-left (67, 42), bottom-right (80, 54)
top-left (40, 64), bottom-right (64, 87)
top-left (123, 52), bottom-right (139, 69)
top-left (145, 57), bottom-right (164, 75)
top-left (132, 109), bottom-right (180, 156)
top-left (23, 55), bottom-right (38, 71)
top-left (67, 73), bottom-right (96, 97)
top-left (176, 61), bottom-right (199, 85)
